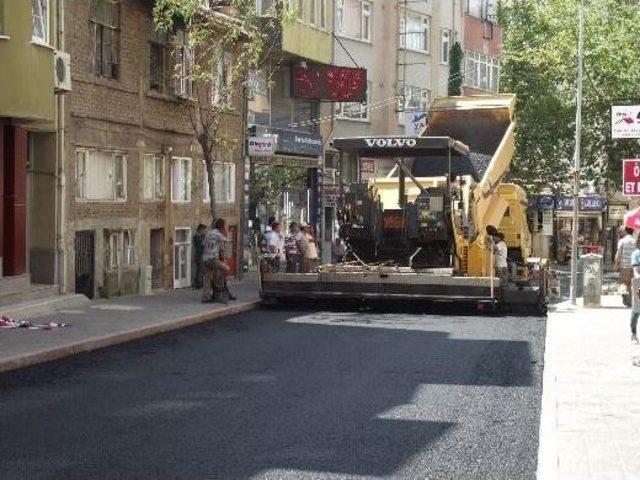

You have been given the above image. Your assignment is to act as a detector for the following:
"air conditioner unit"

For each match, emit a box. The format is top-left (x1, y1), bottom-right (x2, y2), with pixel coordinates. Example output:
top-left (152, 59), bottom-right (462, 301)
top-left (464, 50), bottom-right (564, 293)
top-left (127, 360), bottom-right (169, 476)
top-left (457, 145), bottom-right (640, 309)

top-left (54, 50), bottom-right (72, 93)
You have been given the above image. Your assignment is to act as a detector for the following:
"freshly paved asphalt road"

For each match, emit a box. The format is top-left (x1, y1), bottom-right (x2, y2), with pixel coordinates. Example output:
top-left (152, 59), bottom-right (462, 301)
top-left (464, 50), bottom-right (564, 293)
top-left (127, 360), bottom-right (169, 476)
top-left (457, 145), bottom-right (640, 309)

top-left (0, 308), bottom-right (545, 480)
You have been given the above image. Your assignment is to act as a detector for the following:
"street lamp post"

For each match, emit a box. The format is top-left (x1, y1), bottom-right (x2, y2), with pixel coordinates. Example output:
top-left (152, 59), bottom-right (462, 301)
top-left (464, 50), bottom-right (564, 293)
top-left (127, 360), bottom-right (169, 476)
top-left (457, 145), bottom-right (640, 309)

top-left (570, 0), bottom-right (585, 305)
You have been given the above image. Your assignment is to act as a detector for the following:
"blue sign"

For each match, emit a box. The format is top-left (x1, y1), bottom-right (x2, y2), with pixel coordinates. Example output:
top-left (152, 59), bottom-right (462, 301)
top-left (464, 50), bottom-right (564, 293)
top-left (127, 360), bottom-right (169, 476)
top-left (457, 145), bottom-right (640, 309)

top-left (556, 196), bottom-right (605, 212)
top-left (249, 126), bottom-right (324, 157)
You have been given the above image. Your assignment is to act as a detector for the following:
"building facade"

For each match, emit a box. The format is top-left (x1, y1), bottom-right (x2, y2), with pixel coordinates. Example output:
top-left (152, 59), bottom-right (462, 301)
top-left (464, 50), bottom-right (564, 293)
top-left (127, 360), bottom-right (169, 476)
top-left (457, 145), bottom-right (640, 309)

top-left (63, 0), bottom-right (245, 298)
top-left (461, 0), bottom-right (501, 94)
top-left (0, 0), bottom-right (60, 302)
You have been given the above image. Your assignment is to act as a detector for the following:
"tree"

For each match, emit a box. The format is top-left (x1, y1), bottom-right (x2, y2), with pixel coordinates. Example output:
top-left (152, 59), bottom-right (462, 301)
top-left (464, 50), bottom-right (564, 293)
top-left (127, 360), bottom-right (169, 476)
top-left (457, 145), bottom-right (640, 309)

top-left (152, 0), bottom-right (291, 220)
top-left (499, 0), bottom-right (640, 194)
top-left (447, 41), bottom-right (463, 96)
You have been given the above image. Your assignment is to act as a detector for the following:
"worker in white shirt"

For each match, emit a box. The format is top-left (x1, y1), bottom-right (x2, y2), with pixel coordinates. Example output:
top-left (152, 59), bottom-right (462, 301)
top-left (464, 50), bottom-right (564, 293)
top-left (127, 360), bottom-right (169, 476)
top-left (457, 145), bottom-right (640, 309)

top-left (493, 232), bottom-right (509, 287)
top-left (265, 221), bottom-right (284, 272)
top-left (615, 227), bottom-right (636, 307)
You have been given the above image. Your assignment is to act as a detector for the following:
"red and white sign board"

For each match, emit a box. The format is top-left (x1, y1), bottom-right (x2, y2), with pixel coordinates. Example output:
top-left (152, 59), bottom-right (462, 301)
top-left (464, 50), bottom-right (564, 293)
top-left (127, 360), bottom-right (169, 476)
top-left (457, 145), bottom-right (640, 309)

top-left (623, 159), bottom-right (640, 196)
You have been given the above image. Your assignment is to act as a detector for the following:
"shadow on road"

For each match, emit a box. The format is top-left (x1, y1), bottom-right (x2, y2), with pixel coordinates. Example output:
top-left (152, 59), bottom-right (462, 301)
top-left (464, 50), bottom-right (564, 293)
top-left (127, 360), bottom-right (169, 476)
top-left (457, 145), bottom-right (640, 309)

top-left (0, 310), bottom-right (539, 479)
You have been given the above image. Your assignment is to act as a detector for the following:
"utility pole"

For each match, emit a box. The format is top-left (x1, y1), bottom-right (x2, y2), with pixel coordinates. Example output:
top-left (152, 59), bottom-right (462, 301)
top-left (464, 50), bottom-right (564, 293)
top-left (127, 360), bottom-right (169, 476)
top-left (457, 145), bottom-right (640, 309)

top-left (570, 0), bottom-right (585, 305)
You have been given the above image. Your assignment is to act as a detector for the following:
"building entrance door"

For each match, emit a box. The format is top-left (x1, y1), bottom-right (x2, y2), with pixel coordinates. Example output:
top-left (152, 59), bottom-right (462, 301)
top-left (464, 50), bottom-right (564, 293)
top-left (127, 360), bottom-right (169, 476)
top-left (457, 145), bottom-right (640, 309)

top-left (173, 227), bottom-right (191, 288)
top-left (74, 231), bottom-right (94, 299)
top-left (150, 228), bottom-right (164, 289)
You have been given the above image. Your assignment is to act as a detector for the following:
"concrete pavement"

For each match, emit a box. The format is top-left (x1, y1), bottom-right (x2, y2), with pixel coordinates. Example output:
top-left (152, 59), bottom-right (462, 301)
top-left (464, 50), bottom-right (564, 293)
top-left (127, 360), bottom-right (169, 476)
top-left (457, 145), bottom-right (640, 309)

top-left (0, 281), bottom-right (260, 373)
top-left (538, 295), bottom-right (640, 480)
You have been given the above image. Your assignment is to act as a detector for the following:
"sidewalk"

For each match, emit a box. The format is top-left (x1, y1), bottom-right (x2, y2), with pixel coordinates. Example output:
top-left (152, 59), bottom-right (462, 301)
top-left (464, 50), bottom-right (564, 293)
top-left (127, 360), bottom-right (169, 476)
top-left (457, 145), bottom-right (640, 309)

top-left (538, 295), bottom-right (640, 480)
top-left (0, 281), bottom-right (260, 373)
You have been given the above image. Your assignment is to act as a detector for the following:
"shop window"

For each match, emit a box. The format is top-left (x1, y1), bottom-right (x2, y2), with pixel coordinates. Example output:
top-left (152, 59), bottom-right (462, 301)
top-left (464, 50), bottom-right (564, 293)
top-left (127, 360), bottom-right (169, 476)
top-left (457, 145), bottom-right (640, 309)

top-left (174, 29), bottom-right (194, 97)
top-left (171, 157), bottom-right (192, 203)
top-left (400, 12), bottom-right (429, 52)
top-left (149, 22), bottom-right (168, 92)
top-left (32, 0), bottom-right (49, 43)
top-left (204, 162), bottom-right (236, 204)
top-left (75, 149), bottom-right (127, 202)
top-left (142, 154), bottom-right (165, 200)
top-left (90, 0), bottom-right (120, 79)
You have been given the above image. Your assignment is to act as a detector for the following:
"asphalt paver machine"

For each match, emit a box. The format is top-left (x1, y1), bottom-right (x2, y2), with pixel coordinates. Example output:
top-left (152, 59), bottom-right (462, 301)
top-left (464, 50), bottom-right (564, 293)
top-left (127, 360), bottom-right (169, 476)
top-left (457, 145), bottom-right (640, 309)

top-left (260, 95), bottom-right (548, 314)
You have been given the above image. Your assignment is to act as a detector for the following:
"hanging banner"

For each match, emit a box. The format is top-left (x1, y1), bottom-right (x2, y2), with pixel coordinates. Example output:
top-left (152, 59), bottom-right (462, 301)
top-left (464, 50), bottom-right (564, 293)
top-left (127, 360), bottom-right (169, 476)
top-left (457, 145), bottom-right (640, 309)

top-left (623, 159), bottom-right (640, 196)
top-left (612, 105), bottom-right (640, 139)
top-left (404, 111), bottom-right (429, 136)
top-left (291, 64), bottom-right (367, 102)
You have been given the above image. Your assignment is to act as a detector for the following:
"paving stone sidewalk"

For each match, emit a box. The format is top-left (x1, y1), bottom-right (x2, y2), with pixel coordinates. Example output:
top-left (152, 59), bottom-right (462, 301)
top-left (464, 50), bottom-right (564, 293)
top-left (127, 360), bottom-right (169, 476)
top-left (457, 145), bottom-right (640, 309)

top-left (538, 295), bottom-right (640, 480)
top-left (0, 281), bottom-right (260, 373)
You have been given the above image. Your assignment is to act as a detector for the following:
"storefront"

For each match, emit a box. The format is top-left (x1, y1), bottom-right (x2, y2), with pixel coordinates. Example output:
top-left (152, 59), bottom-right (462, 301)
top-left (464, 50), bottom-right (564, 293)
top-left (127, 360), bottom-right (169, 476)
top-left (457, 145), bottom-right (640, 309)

top-left (247, 125), bottom-right (324, 256)
top-left (554, 196), bottom-right (606, 263)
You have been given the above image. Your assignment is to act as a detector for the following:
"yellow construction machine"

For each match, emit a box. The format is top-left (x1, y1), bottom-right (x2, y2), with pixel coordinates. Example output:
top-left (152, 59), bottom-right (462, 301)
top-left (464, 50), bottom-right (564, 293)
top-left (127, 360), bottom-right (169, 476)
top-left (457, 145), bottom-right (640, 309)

top-left (260, 95), bottom-right (548, 314)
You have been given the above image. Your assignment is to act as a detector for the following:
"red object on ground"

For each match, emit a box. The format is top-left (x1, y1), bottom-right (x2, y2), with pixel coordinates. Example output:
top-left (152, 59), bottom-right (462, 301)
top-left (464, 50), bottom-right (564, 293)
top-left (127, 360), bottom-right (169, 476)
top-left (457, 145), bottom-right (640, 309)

top-left (624, 206), bottom-right (640, 229)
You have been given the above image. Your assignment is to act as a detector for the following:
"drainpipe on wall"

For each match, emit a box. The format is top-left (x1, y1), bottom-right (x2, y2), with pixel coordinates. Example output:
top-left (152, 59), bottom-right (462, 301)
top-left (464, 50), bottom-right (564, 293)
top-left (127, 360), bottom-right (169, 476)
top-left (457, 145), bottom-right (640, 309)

top-left (55, 0), bottom-right (67, 294)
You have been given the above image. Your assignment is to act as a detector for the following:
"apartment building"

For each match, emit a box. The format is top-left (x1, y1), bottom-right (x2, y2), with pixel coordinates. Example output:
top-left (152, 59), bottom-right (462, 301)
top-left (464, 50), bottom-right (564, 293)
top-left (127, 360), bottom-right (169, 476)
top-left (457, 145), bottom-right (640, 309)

top-left (462, 0), bottom-right (501, 94)
top-left (332, 0), bottom-right (463, 182)
top-left (247, 0), bottom-right (335, 258)
top-left (0, 0), bottom-right (61, 304)
top-left (64, 0), bottom-right (244, 298)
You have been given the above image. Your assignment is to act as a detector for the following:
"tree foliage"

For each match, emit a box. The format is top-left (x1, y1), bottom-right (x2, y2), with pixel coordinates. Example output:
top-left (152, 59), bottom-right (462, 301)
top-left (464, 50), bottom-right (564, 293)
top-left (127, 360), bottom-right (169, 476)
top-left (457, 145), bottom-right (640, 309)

top-left (448, 41), bottom-right (463, 96)
top-left (152, 0), bottom-right (291, 219)
top-left (499, 0), bottom-right (640, 194)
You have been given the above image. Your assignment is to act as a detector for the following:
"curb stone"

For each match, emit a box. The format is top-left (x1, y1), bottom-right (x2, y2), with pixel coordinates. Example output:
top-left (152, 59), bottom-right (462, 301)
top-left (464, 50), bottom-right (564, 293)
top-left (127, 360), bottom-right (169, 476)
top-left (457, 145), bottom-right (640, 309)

top-left (0, 300), bottom-right (260, 374)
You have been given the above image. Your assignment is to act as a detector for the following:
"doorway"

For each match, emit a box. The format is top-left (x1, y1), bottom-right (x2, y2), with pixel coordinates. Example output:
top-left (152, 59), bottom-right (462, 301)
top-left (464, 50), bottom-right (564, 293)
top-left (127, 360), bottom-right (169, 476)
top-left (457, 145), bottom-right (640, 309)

top-left (150, 228), bottom-right (164, 289)
top-left (74, 230), bottom-right (95, 299)
top-left (173, 227), bottom-right (191, 288)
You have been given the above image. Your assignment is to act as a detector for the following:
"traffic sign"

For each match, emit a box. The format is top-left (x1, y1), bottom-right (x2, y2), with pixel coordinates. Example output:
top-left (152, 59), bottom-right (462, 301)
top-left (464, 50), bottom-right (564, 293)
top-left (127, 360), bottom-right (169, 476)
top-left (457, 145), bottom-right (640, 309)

top-left (623, 159), bottom-right (640, 196)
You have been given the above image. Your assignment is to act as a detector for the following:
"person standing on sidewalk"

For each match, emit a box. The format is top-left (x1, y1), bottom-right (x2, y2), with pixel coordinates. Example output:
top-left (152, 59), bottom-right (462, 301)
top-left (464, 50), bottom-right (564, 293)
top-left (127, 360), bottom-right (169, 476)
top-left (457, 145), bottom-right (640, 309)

top-left (285, 222), bottom-right (301, 273)
top-left (493, 232), bottom-right (509, 286)
top-left (192, 224), bottom-right (207, 289)
top-left (629, 240), bottom-right (640, 343)
top-left (615, 227), bottom-right (636, 307)
top-left (299, 224), bottom-right (319, 273)
top-left (202, 219), bottom-right (230, 304)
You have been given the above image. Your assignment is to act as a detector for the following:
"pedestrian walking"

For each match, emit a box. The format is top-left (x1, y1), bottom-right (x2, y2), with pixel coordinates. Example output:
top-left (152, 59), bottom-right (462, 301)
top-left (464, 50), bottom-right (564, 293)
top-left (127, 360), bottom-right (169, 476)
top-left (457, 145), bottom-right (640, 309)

top-left (630, 240), bottom-right (640, 344)
top-left (332, 237), bottom-right (347, 264)
top-left (285, 222), bottom-right (301, 273)
top-left (202, 219), bottom-right (230, 304)
top-left (494, 232), bottom-right (509, 286)
top-left (192, 224), bottom-right (206, 289)
top-left (615, 227), bottom-right (636, 306)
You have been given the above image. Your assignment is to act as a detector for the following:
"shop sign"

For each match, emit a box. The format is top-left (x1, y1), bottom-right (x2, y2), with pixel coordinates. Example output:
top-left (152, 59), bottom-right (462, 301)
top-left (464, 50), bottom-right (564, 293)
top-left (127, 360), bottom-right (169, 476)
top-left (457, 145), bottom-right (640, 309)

top-left (247, 136), bottom-right (275, 157)
top-left (556, 196), bottom-right (605, 212)
top-left (612, 105), bottom-right (640, 139)
top-left (249, 126), bottom-right (324, 157)
top-left (291, 64), bottom-right (367, 102)
top-left (542, 208), bottom-right (553, 236)
top-left (322, 184), bottom-right (343, 207)
top-left (537, 195), bottom-right (555, 210)
top-left (404, 111), bottom-right (428, 136)
top-left (360, 159), bottom-right (375, 182)
top-left (608, 204), bottom-right (627, 221)
top-left (623, 159), bottom-right (640, 196)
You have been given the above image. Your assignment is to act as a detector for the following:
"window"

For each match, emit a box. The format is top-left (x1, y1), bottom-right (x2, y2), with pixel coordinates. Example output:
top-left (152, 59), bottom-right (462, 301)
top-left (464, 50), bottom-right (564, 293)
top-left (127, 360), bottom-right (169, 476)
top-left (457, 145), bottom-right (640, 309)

top-left (298, 0), bottom-right (304, 19)
top-left (32, 0), bottom-right (49, 43)
top-left (309, 0), bottom-right (316, 25)
top-left (0, 0), bottom-right (5, 35)
top-left (441, 29), bottom-right (451, 64)
top-left (360, 1), bottom-right (371, 42)
top-left (149, 22), bottom-right (168, 92)
top-left (105, 229), bottom-right (135, 269)
top-left (174, 29), bottom-right (194, 97)
top-left (400, 12), bottom-right (429, 52)
top-left (213, 51), bottom-right (233, 106)
top-left (142, 154), bottom-right (165, 200)
top-left (320, 0), bottom-right (326, 29)
top-left (203, 162), bottom-right (236, 204)
top-left (466, 0), bottom-right (482, 17)
top-left (399, 85), bottom-right (429, 123)
top-left (336, 81), bottom-right (371, 121)
top-left (75, 149), bottom-right (126, 201)
top-left (122, 229), bottom-right (135, 266)
top-left (90, 0), bottom-right (120, 79)
top-left (483, 20), bottom-right (493, 40)
top-left (335, 0), bottom-right (344, 33)
top-left (464, 50), bottom-right (500, 92)
top-left (171, 157), bottom-right (192, 203)
top-left (465, 51), bottom-right (499, 92)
